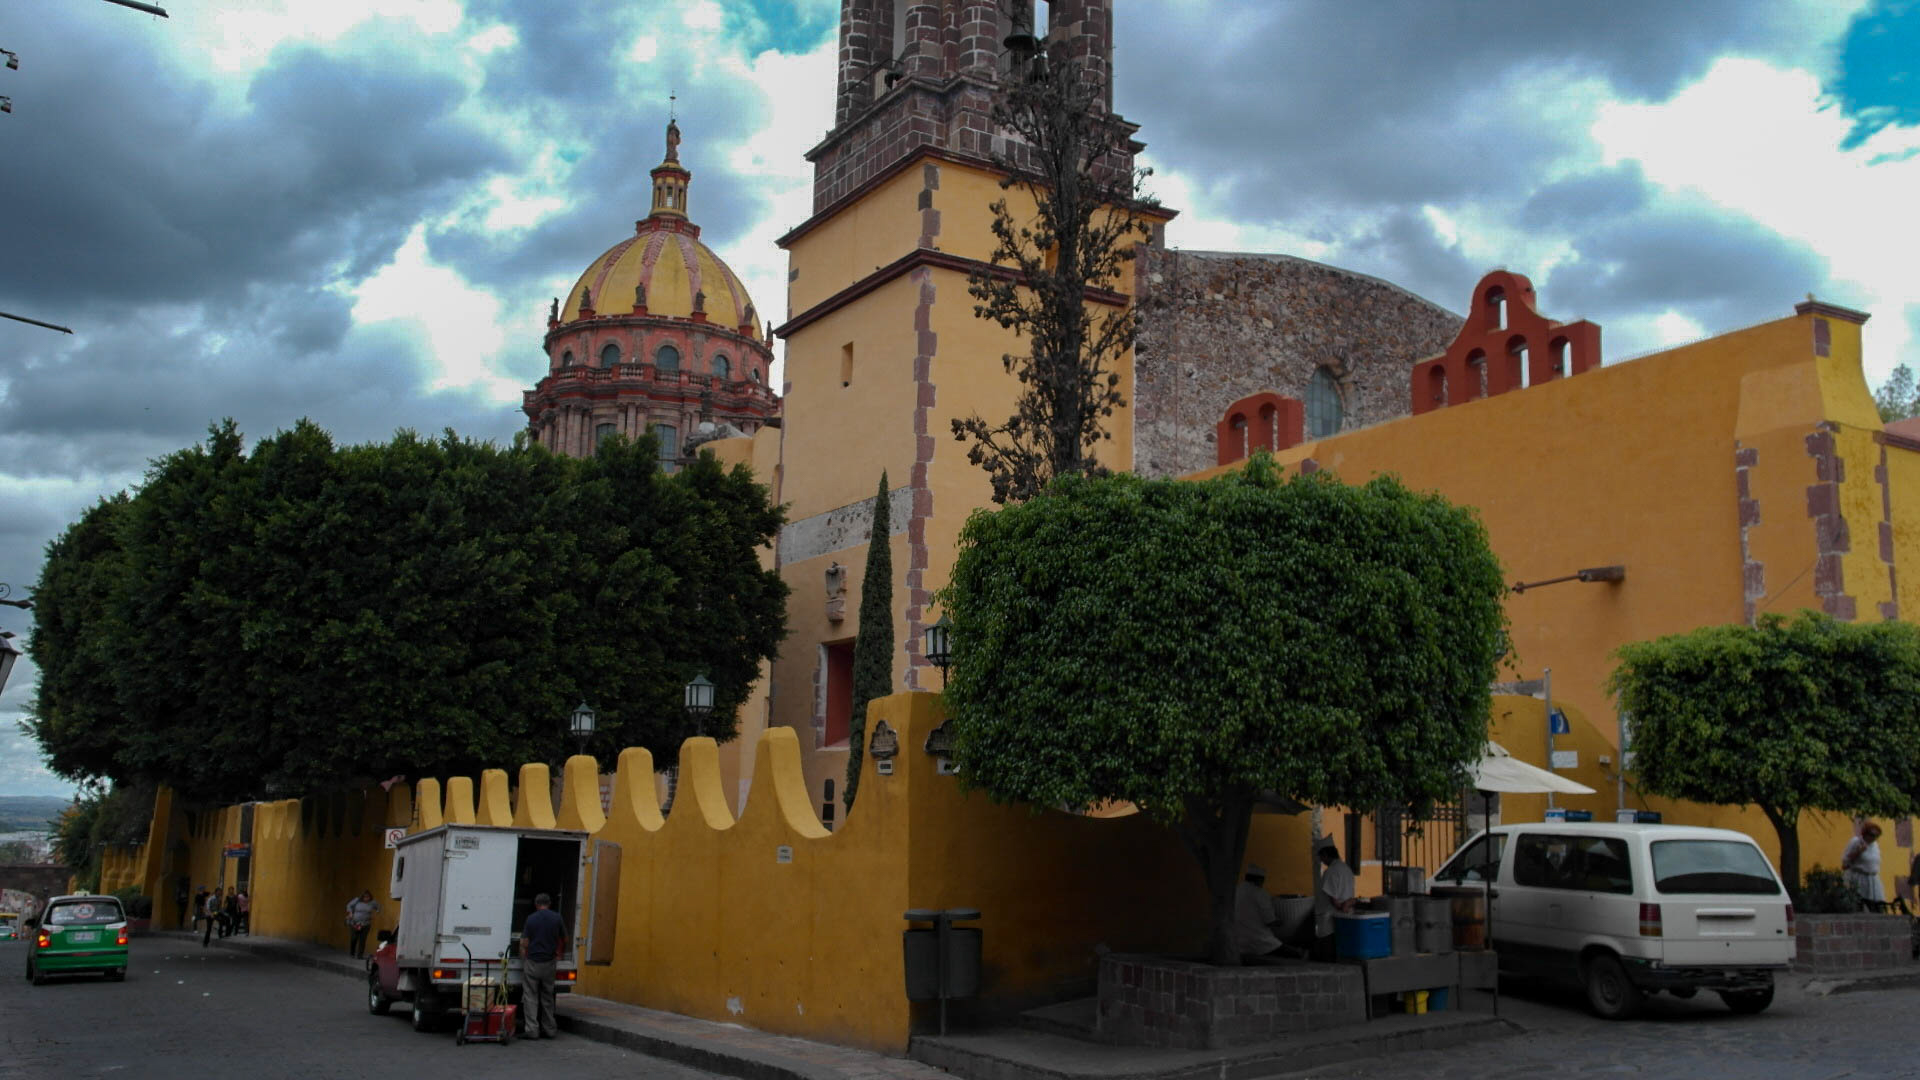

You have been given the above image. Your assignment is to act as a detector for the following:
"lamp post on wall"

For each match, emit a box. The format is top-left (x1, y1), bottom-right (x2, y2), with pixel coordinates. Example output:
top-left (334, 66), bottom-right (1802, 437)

top-left (0, 584), bottom-right (28, 697)
top-left (924, 615), bottom-right (952, 689)
top-left (683, 674), bottom-right (715, 723)
top-left (569, 701), bottom-right (596, 758)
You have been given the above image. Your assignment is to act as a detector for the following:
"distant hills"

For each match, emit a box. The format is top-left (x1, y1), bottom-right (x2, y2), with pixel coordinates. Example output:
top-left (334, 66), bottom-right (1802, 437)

top-left (0, 796), bottom-right (71, 834)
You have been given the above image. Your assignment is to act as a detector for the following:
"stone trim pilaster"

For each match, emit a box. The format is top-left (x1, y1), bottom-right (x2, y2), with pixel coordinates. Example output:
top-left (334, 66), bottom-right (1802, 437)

top-left (1736, 444), bottom-right (1763, 625)
top-left (1874, 443), bottom-right (1899, 619)
top-left (1805, 423), bottom-right (1856, 620)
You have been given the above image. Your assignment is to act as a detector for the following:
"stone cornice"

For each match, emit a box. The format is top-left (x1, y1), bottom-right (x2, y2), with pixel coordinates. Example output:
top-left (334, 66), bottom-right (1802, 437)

top-left (773, 247), bottom-right (1130, 340)
top-left (543, 312), bottom-right (773, 358)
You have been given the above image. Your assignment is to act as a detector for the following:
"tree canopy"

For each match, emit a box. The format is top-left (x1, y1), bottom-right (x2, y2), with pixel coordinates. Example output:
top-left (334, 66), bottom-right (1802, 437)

top-left (26, 420), bottom-right (787, 801)
top-left (938, 461), bottom-right (1508, 963)
top-left (1608, 611), bottom-right (1920, 886)
top-left (951, 44), bottom-right (1152, 504)
top-left (1875, 364), bottom-right (1918, 423)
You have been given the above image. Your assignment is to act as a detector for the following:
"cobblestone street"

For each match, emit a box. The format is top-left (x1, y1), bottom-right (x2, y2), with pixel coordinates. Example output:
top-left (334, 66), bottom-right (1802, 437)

top-left (0, 939), bottom-right (724, 1080)
top-left (1299, 977), bottom-right (1920, 1080)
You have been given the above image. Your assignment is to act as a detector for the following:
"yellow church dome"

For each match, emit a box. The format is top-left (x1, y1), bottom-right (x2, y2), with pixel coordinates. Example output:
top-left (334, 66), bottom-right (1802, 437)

top-left (557, 120), bottom-right (763, 339)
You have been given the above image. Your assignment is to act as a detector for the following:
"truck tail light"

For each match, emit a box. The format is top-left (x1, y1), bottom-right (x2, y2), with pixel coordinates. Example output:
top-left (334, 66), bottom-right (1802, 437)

top-left (432, 968), bottom-right (453, 979)
top-left (560, 970), bottom-right (576, 981)
top-left (1785, 902), bottom-right (1795, 937)
top-left (1638, 903), bottom-right (1663, 937)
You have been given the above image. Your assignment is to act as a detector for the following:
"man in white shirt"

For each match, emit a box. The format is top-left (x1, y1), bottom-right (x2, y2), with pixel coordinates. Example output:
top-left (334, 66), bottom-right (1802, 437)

top-left (1313, 840), bottom-right (1357, 960)
top-left (1232, 863), bottom-right (1284, 961)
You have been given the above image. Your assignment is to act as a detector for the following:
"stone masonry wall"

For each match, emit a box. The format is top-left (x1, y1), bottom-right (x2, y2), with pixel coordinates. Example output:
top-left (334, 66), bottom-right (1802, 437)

top-left (1096, 953), bottom-right (1365, 1049)
top-left (1132, 248), bottom-right (1461, 479)
top-left (1795, 913), bottom-right (1914, 973)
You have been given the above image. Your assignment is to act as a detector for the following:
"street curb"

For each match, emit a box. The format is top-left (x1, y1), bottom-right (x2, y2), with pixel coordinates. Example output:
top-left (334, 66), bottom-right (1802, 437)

top-left (1802, 968), bottom-right (1920, 996)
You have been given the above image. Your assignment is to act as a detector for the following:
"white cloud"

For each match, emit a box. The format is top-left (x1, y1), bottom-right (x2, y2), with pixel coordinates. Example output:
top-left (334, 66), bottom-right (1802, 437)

top-left (185, 0), bottom-right (466, 76)
top-left (351, 226), bottom-right (520, 400)
top-left (1594, 57), bottom-right (1920, 381)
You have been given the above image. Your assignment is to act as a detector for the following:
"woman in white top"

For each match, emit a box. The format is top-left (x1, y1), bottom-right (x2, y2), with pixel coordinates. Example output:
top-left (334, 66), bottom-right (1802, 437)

top-left (1841, 822), bottom-right (1885, 904)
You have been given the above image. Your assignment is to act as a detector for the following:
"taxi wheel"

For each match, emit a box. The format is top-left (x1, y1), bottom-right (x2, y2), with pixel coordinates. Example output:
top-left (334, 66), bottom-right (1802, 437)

top-left (28, 959), bottom-right (45, 986)
top-left (106, 968), bottom-right (126, 982)
top-left (367, 972), bottom-right (392, 1015)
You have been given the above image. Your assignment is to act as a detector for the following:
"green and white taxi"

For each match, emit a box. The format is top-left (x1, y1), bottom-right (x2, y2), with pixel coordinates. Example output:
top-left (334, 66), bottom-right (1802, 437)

top-left (26, 894), bottom-right (129, 984)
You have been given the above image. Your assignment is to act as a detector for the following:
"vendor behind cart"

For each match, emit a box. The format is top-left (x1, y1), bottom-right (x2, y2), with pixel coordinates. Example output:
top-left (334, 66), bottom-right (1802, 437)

top-left (519, 893), bottom-right (568, 1039)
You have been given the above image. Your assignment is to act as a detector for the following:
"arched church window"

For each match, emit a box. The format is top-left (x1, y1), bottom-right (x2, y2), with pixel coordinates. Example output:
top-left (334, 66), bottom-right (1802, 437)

top-left (600, 343), bottom-right (620, 368)
top-left (712, 354), bottom-right (730, 379)
top-left (656, 344), bottom-right (681, 371)
top-left (1306, 368), bottom-right (1344, 438)
top-left (749, 367), bottom-right (760, 383)
top-left (561, 350), bottom-right (574, 368)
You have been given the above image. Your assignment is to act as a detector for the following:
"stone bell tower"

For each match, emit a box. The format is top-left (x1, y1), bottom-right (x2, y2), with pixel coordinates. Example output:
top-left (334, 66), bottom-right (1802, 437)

top-left (813, 0), bottom-right (1126, 213)
top-left (769, 1), bottom-right (1166, 806)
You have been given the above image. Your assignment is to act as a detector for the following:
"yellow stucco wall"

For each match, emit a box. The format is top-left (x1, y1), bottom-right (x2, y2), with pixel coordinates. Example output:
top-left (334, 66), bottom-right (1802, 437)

top-left (577, 691), bottom-right (1204, 1052)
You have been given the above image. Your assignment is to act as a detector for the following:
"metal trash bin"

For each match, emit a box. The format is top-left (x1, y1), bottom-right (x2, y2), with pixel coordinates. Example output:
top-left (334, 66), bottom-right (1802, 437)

top-left (903, 908), bottom-right (981, 1035)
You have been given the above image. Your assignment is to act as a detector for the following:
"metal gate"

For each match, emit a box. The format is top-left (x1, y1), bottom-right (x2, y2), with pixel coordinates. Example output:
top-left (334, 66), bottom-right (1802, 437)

top-left (1374, 800), bottom-right (1470, 877)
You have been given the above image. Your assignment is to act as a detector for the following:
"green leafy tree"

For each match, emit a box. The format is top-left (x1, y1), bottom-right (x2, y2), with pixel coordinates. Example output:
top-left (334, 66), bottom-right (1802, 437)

top-left (1608, 611), bottom-right (1920, 886)
top-left (26, 421), bottom-right (787, 800)
top-left (845, 473), bottom-right (894, 809)
top-left (1876, 364), bottom-right (1919, 423)
top-left (950, 36), bottom-right (1153, 504)
top-left (50, 782), bottom-right (155, 891)
top-left (939, 461), bottom-right (1508, 964)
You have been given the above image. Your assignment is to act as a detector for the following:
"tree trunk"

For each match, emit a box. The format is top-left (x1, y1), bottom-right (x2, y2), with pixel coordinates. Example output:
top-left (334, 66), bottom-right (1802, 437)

top-left (1178, 792), bottom-right (1257, 966)
top-left (1760, 802), bottom-right (1801, 890)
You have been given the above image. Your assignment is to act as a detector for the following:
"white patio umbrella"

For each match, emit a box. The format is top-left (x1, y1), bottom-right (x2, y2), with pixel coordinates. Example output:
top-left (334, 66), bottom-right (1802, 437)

top-left (1470, 741), bottom-right (1597, 795)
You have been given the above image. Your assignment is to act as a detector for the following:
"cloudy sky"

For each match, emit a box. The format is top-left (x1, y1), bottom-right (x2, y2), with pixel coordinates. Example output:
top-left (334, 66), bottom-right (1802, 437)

top-left (3, 0), bottom-right (1916, 797)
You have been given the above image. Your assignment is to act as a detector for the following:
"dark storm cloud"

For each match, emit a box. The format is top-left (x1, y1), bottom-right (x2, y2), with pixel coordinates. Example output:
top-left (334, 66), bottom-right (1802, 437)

top-left (1518, 166), bottom-right (1652, 231)
top-left (1119, 0), bottom-right (1829, 223)
top-left (0, 15), bottom-right (507, 322)
top-left (425, 7), bottom-right (785, 309)
top-left (1546, 209), bottom-right (1829, 329)
top-left (1326, 210), bottom-right (1477, 315)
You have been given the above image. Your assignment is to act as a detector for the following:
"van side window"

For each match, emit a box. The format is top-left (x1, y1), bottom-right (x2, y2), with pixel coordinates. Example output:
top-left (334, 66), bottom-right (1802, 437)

top-left (1575, 836), bottom-right (1634, 894)
top-left (1437, 833), bottom-right (1507, 883)
top-left (1515, 834), bottom-right (1634, 893)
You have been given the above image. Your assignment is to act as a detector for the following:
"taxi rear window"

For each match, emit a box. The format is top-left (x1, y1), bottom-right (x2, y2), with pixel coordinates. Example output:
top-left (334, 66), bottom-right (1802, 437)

top-left (45, 900), bottom-right (125, 925)
top-left (1651, 840), bottom-right (1782, 895)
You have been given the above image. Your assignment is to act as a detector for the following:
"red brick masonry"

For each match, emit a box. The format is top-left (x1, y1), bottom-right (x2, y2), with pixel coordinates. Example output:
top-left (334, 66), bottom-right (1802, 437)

top-left (1794, 913), bottom-right (1913, 973)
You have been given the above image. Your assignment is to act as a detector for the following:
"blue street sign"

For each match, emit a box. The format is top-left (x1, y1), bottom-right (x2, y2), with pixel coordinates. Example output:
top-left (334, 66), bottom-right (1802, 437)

top-left (1549, 708), bottom-right (1570, 735)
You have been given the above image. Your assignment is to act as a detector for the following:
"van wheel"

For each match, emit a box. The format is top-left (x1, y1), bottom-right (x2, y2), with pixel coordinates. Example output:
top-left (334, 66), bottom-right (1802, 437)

top-left (1583, 954), bottom-right (1643, 1020)
top-left (1720, 985), bottom-right (1775, 1015)
top-left (411, 991), bottom-right (437, 1032)
top-left (368, 972), bottom-right (392, 1015)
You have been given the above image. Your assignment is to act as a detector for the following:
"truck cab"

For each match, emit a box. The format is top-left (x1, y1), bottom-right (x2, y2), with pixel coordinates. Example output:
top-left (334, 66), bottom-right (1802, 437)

top-left (366, 824), bottom-right (588, 1032)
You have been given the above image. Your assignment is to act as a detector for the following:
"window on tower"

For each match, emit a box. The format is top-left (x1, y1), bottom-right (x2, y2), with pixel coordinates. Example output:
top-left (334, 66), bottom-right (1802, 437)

top-left (650, 422), bottom-right (679, 474)
top-left (600, 343), bottom-right (620, 368)
top-left (656, 344), bottom-right (681, 371)
top-left (712, 354), bottom-right (730, 379)
top-left (595, 422), bottom-right (616, 450)
top-left (561, 350), bottom-right (574, 368)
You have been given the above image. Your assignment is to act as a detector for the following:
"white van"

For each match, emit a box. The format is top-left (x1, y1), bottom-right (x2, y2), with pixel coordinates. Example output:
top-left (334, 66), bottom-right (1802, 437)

top-left (1432, 823), bottom-right (1794, 1018)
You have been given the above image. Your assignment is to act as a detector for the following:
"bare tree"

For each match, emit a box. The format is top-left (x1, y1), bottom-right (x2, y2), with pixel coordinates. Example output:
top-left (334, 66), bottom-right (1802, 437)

top-left (953, 30), bottom-right (1154, 504)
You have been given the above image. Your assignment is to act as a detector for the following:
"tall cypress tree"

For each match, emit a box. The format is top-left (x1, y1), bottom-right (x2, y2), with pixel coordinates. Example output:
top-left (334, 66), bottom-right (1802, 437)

top-left (844, 472), bottom-right (894, 809)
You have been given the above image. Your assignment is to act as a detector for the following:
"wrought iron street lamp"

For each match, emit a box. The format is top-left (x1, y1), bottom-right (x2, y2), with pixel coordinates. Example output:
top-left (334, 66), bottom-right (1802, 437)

top-left (569, 701), bottom-right (596, 757)
top-left (924, 614), bottom-right (952, 688)
top-left (683, 674), bottom-right (714, 721)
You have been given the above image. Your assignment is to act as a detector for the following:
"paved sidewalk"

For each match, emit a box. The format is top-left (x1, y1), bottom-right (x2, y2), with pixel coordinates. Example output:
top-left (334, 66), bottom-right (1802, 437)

top-left (150, 930), bottom-right (946, 1080)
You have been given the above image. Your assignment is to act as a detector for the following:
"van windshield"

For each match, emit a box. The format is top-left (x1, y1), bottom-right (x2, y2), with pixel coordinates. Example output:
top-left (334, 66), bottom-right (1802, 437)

top-left (1651, 840), bottom-right (1781, 895)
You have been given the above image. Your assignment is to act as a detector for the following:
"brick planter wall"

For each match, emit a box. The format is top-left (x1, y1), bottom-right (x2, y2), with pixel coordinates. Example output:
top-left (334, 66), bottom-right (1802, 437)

top-left (1795, 913), bottom-right (1913, 973)
top-left (1095, 954), bottom-right (1365, 1050)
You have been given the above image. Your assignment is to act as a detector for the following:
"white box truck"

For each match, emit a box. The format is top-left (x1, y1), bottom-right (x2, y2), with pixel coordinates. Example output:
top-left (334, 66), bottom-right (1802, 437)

top-left (366, 823), bottom-right (589, 1032)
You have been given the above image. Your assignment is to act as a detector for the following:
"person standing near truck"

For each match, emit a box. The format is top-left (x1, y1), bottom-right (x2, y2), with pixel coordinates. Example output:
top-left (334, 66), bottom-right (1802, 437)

top-left (519, 893), bottom-right (568, 1039)
top-left (345, 890), bottom-right (379, 958)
